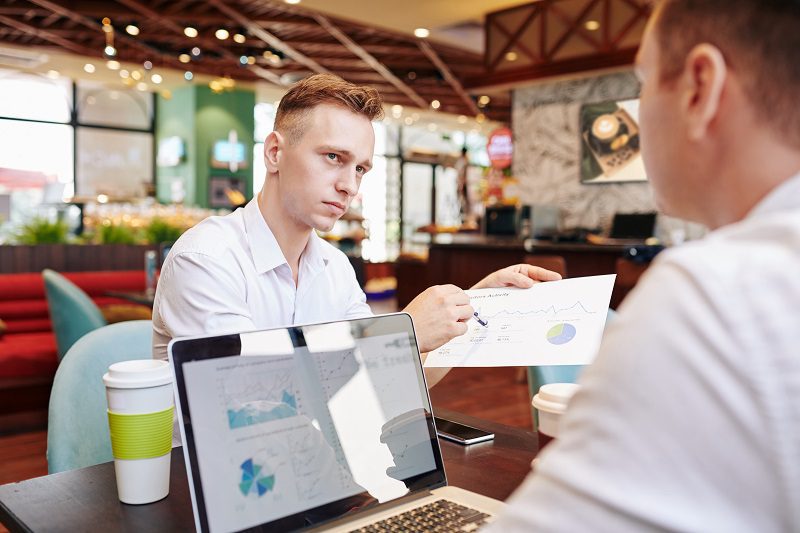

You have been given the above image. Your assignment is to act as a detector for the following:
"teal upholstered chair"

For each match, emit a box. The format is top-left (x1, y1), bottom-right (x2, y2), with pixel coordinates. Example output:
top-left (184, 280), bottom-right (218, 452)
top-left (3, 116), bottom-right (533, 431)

top-left (47, 320), bottom-right (153, 474)
top-left (528, 309), bottom-right (617, 429)
top-left (42, 269), bottom-right (107, 361)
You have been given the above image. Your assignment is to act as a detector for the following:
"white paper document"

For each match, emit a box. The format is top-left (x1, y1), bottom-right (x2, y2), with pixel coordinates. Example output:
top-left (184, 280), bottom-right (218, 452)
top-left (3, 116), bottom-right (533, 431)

top-left (424, 274), bottom-right (616, 367)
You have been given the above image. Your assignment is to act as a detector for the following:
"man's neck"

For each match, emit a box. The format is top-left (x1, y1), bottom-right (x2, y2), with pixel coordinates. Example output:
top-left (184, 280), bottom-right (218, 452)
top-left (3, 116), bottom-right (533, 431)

top-left (258, 181), bottom-right (312, 283)
top-left (701, 136), bottom-right (800, 230)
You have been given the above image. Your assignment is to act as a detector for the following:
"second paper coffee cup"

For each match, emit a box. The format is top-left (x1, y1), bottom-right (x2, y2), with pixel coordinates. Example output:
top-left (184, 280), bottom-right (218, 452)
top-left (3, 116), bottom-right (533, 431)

top-left (103, 359), bottom-right (174, 505)
top-left (532, 382), bottom-right (580, 449)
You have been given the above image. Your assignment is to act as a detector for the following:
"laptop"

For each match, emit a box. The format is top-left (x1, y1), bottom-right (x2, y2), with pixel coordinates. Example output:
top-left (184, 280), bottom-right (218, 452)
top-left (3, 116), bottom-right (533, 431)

top-left (168, 313), bottom-right (504, 533)
top-left (609, 212), bottom-right (657, 240)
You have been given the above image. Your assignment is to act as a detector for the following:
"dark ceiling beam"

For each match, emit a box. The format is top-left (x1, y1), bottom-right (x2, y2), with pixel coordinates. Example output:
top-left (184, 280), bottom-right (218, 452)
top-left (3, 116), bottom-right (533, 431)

top-left (546, 0), bottom-right (602, 60)
top-left (418, 40), bottom-right (480, 116)
top-left (207, 0), bottom-right (328, 75)
top-left (311, 12), bottom-right (429, 109)
top-left (0, 14), bottom-right (94, 56)
top-left (465, 48), bottom-right (638, 89)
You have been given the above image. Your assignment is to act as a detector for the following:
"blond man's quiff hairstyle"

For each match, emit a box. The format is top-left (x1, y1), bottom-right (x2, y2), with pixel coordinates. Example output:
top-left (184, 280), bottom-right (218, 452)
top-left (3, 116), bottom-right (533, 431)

top-left (274, 74), bottom-right (384, 144)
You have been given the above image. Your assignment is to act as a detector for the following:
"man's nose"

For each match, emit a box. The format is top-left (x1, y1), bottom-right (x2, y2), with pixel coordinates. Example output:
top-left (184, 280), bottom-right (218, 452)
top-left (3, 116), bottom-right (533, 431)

top-left (336, 168), bottom-right (359, 197)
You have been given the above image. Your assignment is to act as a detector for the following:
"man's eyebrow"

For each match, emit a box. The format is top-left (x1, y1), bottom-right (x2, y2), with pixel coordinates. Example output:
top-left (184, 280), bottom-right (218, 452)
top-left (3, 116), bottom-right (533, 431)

top-left (320, 145), bottom-right (372, 170)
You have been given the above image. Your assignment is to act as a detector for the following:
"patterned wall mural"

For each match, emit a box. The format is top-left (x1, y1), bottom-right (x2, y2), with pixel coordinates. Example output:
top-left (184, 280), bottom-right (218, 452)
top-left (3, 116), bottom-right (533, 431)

top-left (512, 71), bottom-right (655, 232)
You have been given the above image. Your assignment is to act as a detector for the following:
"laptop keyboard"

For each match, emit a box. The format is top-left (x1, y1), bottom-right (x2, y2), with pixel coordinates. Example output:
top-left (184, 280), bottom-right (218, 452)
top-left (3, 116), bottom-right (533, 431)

top-left (352, 499), bottom-right (491, 532)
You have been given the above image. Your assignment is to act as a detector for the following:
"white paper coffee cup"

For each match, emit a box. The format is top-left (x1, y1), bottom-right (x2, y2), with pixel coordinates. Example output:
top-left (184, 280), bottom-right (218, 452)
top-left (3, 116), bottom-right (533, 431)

top-left (103, 359), bottom-right (174, 505)
top-left (532, 383), bottom-right (580, 445)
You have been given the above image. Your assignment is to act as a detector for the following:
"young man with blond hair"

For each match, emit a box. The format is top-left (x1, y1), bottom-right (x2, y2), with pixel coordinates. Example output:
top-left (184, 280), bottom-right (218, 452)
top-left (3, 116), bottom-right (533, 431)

top-left (487, 0), bottom-right (800, 530)
top-left (153, 74), bottom-right (559, 386)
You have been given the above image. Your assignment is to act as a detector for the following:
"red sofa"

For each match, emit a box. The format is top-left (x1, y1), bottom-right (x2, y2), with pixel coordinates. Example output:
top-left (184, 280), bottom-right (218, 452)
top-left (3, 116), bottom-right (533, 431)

top-left (0, 271), bottom-right (149, 419)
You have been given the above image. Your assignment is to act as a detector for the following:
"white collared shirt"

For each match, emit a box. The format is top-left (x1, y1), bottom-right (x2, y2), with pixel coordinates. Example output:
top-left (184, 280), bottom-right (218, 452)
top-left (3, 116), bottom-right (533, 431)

top-left (487, 172), bottom-right (800, 532)
top-left (151, 198), bottom-right (371, 360)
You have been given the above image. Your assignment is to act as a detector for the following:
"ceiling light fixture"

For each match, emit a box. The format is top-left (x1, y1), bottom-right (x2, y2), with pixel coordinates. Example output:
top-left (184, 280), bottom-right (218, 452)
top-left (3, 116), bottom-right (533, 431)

top-left (184, 27), bottom-right (198, 38)
top-left (83, 63), bottom-right (96, 73)
top-left (136, 82), bottom-right (148, 92)
top-left (119, 69), bottom-right (129, 78)
top-left (215, 28), bottom-right (229, 40)
top-left (143, 60), bottom-right (153, 70)
top-left (125, 24), bottom-right (139, 36)
top-left (179, 53), bottom-right (191, 63)
top-left (131, 70), bottom-right (142, 80)
top-left (414, 28), bottom-right (430, 38)
top-left (505, 51), bottom-right (518, 61)
top-left (151, 73), bottom-right (163, 84)
top-left (478, 95), bottom-right (490, 106)
top-left (104, 45), bottom-right (116, 57)
top-left (585, 20), bottom-right (600, 31)
top-left (233, 33), bottom-right (246, 44)
top-left (106, 60), bottom-right (120, 70)
top-left (285, 0), bottom-right (301, 4)
top-left (46, 70), bottom-right (59, 79)
top-left (191, 47), bottom-right (201, 56)
top-left (184, 71), bottom-right (194, 81)
top-left (430, 99), bottom-right (441, 110)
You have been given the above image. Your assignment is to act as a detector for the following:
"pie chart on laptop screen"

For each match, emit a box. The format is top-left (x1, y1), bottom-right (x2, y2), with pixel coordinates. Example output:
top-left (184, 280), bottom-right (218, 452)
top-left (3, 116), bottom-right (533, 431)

top-left (547, 323), bottom-right (577, 345)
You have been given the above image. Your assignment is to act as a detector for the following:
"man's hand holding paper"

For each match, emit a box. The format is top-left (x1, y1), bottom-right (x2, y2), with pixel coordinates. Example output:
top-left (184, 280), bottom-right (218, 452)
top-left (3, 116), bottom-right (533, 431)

top-left (424, 275), bottom-right (616, 368)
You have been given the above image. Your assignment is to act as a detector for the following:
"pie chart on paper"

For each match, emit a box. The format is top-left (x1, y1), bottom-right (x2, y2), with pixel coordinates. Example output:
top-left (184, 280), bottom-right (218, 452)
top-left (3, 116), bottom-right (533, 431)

top-left (546, 323), bottom-right (577, 345)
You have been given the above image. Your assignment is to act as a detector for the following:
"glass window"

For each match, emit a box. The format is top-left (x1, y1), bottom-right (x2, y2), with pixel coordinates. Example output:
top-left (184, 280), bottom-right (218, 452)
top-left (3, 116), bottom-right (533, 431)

top-left (254, 102), bottom-right (276, 141)
top-left (401, 162), bottom-right (433, 242)
top-left (0, 69), bottom-right (72, 123)
top-left (77, 82), bottom-right (152, 129)
top-left (0, 118), bottom-right (73, 224)
top-left (76, 127), bottom-right (153, 197)
top-left (252, 143), bottom-right (265, 195)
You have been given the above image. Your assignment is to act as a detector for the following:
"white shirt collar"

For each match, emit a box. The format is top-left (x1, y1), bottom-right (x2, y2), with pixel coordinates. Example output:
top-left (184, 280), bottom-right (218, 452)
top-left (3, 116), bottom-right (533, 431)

top-left (747, 171), bottom-right (800, 219)
top-left (243, 198), bottom-right (328, 275)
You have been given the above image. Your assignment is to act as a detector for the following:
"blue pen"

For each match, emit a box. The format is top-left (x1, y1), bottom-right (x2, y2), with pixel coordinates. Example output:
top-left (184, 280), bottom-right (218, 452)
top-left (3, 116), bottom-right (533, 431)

top-left (473, 311), bottom-right (489, 327)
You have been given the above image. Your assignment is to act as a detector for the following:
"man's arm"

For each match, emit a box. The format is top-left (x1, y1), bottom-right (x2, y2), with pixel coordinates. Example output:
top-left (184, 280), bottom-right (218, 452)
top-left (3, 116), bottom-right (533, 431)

top-left (155, 251), bottom-right (258, 343)
top-left (407, 264), bottom-right (563, 388)
top-left (485, 259), bottom-right (780, 532)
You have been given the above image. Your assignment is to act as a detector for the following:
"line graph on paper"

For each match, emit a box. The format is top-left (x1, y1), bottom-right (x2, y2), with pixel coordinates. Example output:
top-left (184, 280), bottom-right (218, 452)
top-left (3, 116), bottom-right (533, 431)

top-left (425, 275), bottom-right (616, 367)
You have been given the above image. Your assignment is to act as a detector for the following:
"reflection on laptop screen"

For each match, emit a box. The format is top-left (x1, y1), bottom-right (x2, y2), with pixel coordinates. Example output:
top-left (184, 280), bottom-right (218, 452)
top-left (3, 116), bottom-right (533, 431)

top-left (170, 314), bottom-right (444, 533)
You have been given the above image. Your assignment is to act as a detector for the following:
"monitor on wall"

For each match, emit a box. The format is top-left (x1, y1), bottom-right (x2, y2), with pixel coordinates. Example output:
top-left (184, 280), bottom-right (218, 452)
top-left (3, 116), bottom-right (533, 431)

top-left (210, 140), bottom-right (248, 169)
top-left (579, 98), bottom-right (647, 184)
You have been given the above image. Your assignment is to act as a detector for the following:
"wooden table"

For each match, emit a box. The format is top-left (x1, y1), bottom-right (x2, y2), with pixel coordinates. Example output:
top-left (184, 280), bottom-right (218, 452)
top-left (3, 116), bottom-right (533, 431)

top-left (105, 290), bottom-right (156, 307)
top-left (0, 410), bottom-right (538, 532)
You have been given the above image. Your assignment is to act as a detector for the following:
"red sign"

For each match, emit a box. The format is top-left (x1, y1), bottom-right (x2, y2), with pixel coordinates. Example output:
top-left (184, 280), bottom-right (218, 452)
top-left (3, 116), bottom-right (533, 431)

top-left (487, 127), bottom-right (513, 169)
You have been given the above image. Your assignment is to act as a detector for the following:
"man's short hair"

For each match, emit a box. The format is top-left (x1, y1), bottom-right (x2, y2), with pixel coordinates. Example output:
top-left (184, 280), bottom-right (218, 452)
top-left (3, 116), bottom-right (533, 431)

top-left (655, 0), bottom-right (800, 146)
top-left (275, 74), bottom-right (384, 144)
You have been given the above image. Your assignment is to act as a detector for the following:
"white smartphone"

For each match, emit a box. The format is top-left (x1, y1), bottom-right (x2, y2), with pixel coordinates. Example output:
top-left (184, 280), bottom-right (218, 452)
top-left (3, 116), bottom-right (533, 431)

top-left (434, 416), bottom-right (495, 445)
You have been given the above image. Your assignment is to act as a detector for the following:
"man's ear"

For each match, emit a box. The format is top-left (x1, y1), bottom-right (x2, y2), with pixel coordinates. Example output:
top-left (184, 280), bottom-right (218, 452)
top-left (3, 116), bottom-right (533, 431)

top-left (681, 43), bottom-right (727, 141)
top-left (263, 131), bottom-right (283, 174)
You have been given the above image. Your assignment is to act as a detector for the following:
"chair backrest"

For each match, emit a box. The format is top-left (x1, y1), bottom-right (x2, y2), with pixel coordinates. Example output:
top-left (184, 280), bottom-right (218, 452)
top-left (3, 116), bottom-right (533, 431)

top-left (523, 254), bottom-right (568, 278)
top-left (42, 269), bottom-right (107, 360)
top-left (46, 320), bottom-right (153, 474)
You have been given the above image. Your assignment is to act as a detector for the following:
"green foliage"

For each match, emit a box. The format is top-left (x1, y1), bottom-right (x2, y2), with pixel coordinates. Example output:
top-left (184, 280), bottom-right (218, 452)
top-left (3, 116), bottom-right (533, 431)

top-left (16, 218), bottom-right (69, 244)
top-left (97, 222), bottom-right (138, 245)
top-left (143, 217), bottom-right (183, 244)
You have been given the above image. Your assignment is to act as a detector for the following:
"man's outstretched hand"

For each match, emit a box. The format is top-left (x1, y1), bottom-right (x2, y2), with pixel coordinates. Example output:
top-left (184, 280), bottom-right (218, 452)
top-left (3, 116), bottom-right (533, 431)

top-left (471, 263), bottom-right (562, 290)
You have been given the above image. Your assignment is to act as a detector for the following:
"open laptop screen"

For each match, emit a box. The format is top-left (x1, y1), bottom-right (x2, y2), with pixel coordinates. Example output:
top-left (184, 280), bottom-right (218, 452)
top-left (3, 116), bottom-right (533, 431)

top-left (169, 313), bottom-right (446, 533)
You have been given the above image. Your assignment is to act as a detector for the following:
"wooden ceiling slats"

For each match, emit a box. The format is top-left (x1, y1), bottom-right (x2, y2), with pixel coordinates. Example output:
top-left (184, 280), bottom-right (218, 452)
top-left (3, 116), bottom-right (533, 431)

top-left (0, 0), bottom-right (512, 122)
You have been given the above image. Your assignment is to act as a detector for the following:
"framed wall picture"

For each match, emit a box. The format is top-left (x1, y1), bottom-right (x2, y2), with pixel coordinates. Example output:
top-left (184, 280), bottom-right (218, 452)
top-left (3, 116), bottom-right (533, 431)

top-left (209, 176), bottom-right (246, 208)
top-left (580, 99), bottom-right (647, 184)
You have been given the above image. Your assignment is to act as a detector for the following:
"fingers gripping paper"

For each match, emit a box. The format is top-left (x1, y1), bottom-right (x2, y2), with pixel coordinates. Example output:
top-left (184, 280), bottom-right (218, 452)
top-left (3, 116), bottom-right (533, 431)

top-left (424, 275), bottom-right (616, 368)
